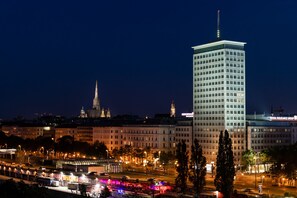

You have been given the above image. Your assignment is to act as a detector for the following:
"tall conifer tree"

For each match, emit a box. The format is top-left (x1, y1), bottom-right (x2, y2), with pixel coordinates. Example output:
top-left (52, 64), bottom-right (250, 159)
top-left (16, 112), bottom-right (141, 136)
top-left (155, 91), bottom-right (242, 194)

top-left (214, 130), bottom-right (235, 198)
top-left (214, 131), bottom-right (225, 193)
top-left (175, 140), bottom-right (189, 194)
top-left (189, 139), bottom-right (206, 198)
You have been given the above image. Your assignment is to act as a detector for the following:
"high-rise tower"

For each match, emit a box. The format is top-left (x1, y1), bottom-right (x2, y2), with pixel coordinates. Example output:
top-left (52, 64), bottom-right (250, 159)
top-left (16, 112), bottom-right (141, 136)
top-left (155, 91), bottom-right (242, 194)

top-left (93, 80), bottom-right (100, 110)
top-left (192, 11), bottom-right (246, 164)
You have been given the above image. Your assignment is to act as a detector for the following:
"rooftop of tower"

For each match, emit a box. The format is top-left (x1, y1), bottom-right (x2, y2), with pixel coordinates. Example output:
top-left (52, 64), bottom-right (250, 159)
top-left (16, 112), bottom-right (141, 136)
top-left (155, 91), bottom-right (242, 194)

top-left (192, 40), bottom-right (246, 50)
top-left (192, 40), bottom-right (246, 54)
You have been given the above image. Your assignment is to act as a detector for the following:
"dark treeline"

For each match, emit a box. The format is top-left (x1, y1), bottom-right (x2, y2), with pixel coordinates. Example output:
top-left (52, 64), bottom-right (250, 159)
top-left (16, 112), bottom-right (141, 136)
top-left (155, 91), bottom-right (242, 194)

top-left (268, 143), bottom-right (297, 179)
top-left (0, 179), bottom-right (47, 198)
top-left (242, 142), bottom-right (297, 180)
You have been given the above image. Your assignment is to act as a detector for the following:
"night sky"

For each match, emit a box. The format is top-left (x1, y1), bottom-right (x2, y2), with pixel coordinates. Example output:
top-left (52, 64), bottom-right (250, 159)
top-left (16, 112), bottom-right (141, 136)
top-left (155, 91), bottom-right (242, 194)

top-left (1, 0), bottom-right (297, 119)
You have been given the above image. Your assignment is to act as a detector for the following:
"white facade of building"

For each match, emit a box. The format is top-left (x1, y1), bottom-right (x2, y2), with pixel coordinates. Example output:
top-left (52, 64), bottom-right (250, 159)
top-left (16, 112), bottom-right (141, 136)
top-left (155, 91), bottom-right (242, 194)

top-left (193, 40), bottom-right (246, 164)
top-left (93, 125), bottom-right (176, 153)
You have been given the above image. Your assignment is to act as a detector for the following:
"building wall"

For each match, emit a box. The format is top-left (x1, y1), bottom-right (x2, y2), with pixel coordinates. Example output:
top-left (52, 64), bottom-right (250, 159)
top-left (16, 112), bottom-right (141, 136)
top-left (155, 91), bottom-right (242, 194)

top-left (77, 127), bottom-right (93, 144)
top-left (93, 125), bottom-right (176, 153)
top-left (290, 126), bottom-right (297, 144)
top-left (93, 126), bottom-right (122, 150)
top-left (2, 125), bottom-right (49, 139)
top-left (247, 126), bottom-right (291, 152)
top-left (175, 125), bottom-right (192, 150)
top-left (55, 127), bottom-right (77, 141)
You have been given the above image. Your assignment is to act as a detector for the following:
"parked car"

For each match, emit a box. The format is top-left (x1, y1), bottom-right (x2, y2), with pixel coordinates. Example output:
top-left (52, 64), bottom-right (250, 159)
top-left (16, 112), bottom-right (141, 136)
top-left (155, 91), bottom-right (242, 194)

top-left (99, 172), bottom-right (109, 176)
top-left (122, 175), bottom-right (131, 181)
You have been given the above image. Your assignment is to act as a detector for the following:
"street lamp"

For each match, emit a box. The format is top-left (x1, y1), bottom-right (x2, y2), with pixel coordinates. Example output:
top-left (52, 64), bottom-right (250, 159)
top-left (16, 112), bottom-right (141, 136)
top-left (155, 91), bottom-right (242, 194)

top-left (158, 151), bottom-right (161, 166)
top-left (106, 150), bottom-right (109, 173)
top-left (254, 152), bottom-right (259, 189)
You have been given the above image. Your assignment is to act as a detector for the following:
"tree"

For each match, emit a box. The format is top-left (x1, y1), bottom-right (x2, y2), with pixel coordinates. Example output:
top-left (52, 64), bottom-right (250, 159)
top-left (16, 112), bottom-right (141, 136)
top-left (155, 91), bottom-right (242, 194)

top-left (214, 130), bottom-right (235, 198)
top-left (175, 140), bottom-right (188, 194)
top-left (79, 183), bottom-right (87, 196)
top-left (259, 150), bottom-right (271, 172)
top-left (242, 149), bottom-right (256, 170)
top-left (0, 179), bottom-right (47, 198)
top-left (93, 141), bottom-right (108, 159)
top-left (214, 131), bottom-right (225, 195)
top-left (100, 186), bottom-right (111, 198)
top-left (189, 139), bottom-right (206, 198)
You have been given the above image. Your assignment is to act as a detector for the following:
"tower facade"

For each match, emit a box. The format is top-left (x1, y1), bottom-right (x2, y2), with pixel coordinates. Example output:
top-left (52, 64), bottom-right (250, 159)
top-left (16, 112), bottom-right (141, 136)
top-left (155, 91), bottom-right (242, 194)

top-left (192, 40), bottom-right (246, 164)
top-left (170, 101), bottom-right (176, 118)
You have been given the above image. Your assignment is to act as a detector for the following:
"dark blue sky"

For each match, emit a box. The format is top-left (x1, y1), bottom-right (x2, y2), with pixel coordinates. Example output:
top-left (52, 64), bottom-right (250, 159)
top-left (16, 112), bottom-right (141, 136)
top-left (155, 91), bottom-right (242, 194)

top-left (1, 0), bottom-right (297, 118)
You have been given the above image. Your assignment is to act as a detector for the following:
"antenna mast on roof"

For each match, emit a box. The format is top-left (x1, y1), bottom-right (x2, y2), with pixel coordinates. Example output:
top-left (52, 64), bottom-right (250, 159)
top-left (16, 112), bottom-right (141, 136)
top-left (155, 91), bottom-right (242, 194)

top-left (217, 10), bottom-right (220, 40)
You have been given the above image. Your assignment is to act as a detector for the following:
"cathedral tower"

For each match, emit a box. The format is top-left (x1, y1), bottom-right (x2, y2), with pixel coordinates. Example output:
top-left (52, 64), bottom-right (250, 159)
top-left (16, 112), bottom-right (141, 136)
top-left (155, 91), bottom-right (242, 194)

top-left (93, 80), bottom-right (100, 110)
top-left (86, 80), bottom-right (101, 118)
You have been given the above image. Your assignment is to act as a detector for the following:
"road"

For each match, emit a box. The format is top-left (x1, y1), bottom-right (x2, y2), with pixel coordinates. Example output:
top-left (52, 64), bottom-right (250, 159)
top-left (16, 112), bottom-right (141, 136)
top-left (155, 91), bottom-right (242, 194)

top-left (109, 170), bottom-right (297, 197)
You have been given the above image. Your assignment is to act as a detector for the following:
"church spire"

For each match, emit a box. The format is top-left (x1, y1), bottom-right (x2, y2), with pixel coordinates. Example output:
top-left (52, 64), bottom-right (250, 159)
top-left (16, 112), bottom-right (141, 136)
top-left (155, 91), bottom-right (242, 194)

top-left (92, 80), bottom-right (100, 110)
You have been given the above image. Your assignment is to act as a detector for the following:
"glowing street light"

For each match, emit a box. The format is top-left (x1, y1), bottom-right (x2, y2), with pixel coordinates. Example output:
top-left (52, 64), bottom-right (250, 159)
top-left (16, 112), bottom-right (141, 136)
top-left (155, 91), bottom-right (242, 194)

top-left (254, 152), bottom-right (259, 189)
top-left (106, 150), bottom-right (109, 173)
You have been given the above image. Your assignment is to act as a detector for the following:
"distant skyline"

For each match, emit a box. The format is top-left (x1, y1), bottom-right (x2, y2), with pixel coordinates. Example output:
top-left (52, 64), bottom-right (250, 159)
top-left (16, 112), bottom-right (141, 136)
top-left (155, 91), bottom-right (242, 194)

top-left (1, 1), bottom-right (297, 118)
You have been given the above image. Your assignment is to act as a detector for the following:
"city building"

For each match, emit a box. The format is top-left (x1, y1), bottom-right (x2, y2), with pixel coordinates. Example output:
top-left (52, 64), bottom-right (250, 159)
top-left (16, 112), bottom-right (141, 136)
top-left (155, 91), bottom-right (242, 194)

top-left (175, 119), bottom-right (193, 150)
top-left (1, 124), bottom-right (54, 139)
top-left (55, 125), bottom-right (77, 141)
top-left (246, 114), bottom-right (297, 152)
top-left (77, 126), bottom-right (93, 144)
top-left (192, 12), bottom-right (246, 164)
top-left (93, 124), bottom-right (176, 153)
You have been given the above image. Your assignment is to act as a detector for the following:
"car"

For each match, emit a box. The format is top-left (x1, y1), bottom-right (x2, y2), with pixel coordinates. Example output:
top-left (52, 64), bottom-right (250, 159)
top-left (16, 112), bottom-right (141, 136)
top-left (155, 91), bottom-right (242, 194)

top-left (242, 188), bottom-right (253, 193)
top-left (122, 175), bottom-right (131, 181)
top-left (25, 163), bottom-right (34, 167)
top-left (147, 178), bottom-right (155, 182)
top-left (87, 172), bottom-right (97, 176)
top-left (18, 164), bottom-right (25, 168)
top-left (99, 172), bottom-right (109, 176)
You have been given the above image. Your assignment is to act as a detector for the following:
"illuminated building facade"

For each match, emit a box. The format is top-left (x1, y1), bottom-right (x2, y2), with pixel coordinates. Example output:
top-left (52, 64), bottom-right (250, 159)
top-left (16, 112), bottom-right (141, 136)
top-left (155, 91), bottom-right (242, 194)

top-left (1, 125), bottom-right (54, 139)
top-left (247, 114), bottom-right (297, 152)
top-left (93, 125), bottom-right (176, 153)
top-left (192, 40), bottom-right (246, 164)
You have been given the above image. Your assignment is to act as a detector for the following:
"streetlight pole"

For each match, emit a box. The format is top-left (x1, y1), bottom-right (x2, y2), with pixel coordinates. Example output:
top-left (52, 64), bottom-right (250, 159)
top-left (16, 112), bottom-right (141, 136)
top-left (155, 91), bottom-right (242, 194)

top-left (158, 151), bottom-right (161, 165)
top-left (254, 152), bottom-right (259, 189)
top-left (106, 150), bottom-right (109, 173)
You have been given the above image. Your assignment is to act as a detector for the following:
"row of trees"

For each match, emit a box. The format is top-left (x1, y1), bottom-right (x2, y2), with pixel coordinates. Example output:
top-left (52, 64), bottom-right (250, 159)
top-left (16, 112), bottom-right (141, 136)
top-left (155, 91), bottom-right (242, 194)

top-left (242, 143), bottom-right (297, 180)
top-left (175, 130), bottom-right (235, 198)
top-left (0, 179), bottom-right (47, 198)
top-left (112, 145), bottom-right (175, 167)
top-left (0, 131), bottom-right (108, 159)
